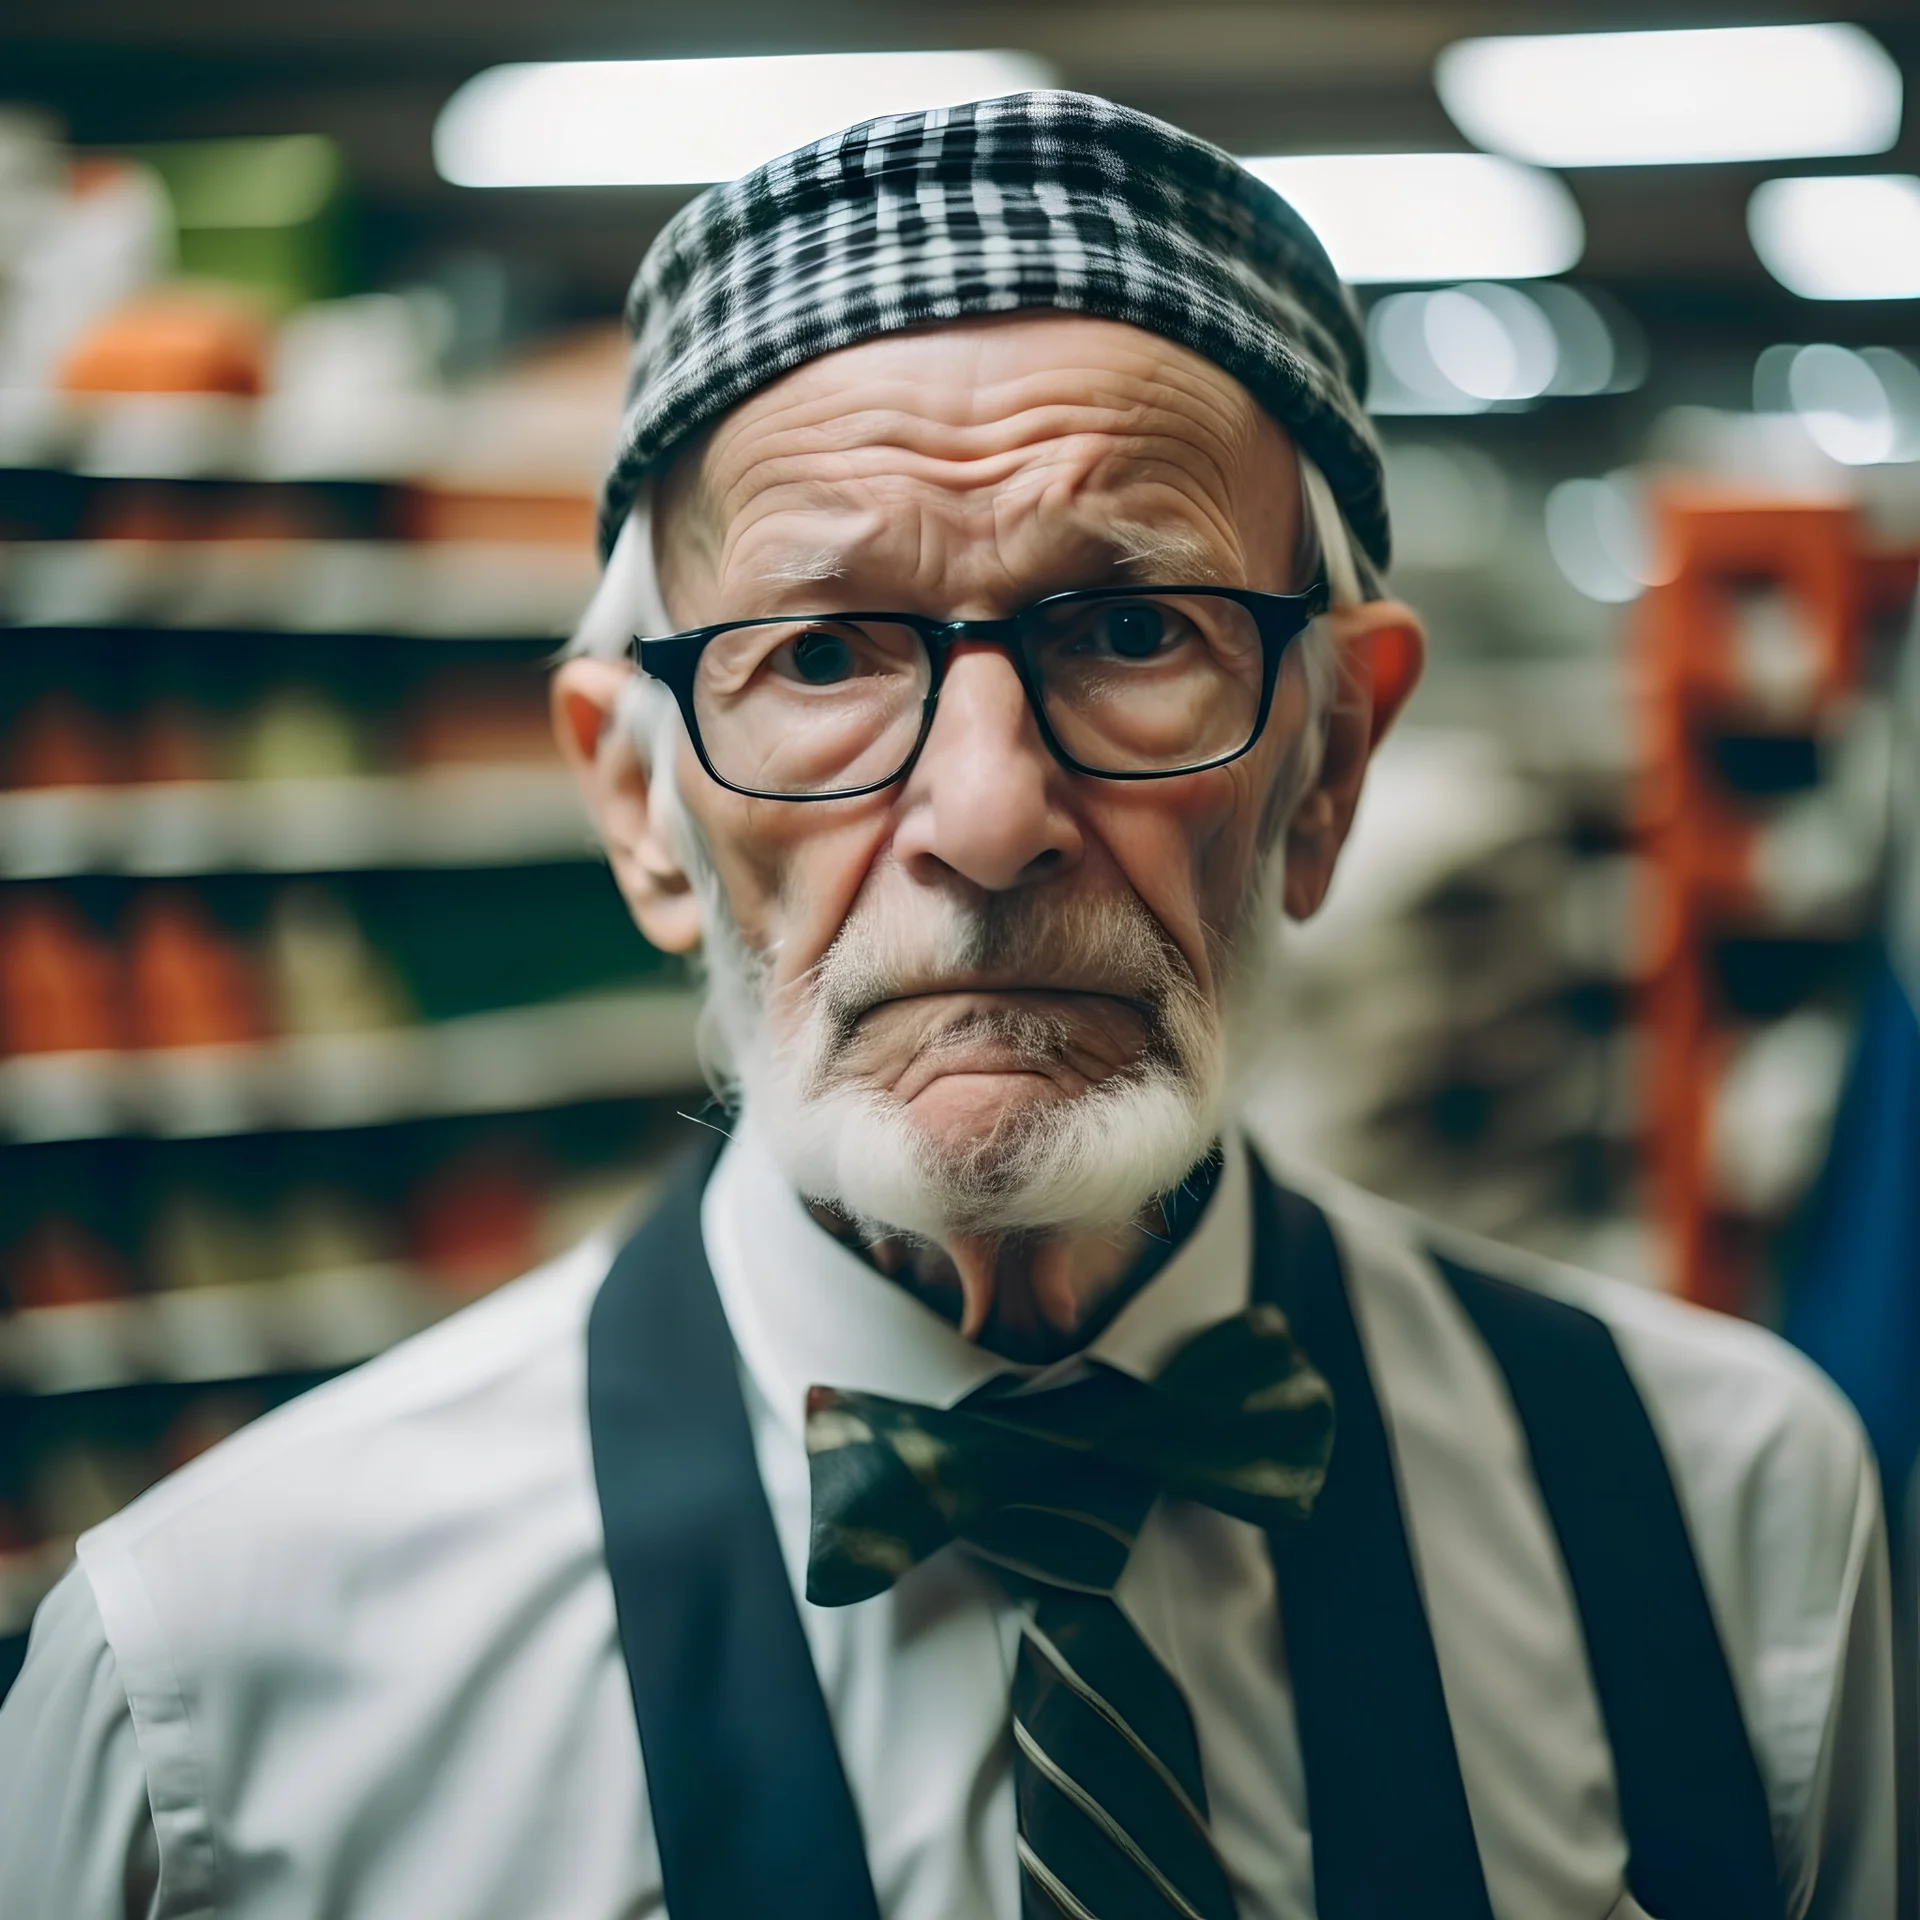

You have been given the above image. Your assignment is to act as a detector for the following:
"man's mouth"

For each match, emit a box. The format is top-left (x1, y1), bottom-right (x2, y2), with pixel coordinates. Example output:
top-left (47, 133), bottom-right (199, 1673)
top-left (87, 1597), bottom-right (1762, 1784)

top-left (827, 987), bottom-right (1162, 1104)
top-left (852, 983), bottom-right (1158, 1024)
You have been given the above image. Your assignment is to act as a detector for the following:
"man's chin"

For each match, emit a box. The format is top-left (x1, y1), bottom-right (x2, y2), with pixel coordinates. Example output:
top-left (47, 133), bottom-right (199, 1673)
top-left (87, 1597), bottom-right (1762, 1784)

top-left (895, 1067), bottom-right (1083, 1152)
top-left (751, 1051), bottom-right (1223, 1246)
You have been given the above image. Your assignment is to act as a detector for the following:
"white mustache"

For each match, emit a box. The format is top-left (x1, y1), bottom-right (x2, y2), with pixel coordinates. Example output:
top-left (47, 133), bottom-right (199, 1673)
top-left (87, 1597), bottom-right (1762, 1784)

top-left (800, 884), bottom-right (1198, 1060)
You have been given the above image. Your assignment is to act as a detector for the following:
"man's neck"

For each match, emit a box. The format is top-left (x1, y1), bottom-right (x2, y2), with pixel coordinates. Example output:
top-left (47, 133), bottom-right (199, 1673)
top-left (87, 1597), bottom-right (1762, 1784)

top-left (806, 1150), bottom-right (1225, 1365)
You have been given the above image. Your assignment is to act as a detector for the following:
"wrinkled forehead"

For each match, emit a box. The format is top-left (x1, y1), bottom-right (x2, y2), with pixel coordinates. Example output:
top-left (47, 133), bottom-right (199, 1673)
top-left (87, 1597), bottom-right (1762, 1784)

top-left (656, 315), bottom-right (1301, 592)
top-left (568, 434), bottom-right (1359, 665)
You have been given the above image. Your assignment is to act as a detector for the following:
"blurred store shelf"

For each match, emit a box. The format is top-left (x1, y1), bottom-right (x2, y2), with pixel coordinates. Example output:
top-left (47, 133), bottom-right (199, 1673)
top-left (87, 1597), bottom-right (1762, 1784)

top-left (0, 767), bottom-right (593, 877)
top-left (0, 1538), bottom-right (74, 1639)
top-left (0, 1262), bottom-right (446, 1396)
top-left (0, 987), bottom-right (702, 1141)
top-left (1250, 718), bottom-right (1651, 1278)
top-left (1633, 497), bottom-right (1917, 1309)
top-left (0, 539), bottom-right (597, 639)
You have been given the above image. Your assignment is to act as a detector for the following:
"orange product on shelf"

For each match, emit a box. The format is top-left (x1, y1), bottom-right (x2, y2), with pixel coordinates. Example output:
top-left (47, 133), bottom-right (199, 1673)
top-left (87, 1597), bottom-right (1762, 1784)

top-left (131, 698), bottom-right (226, 784)
top-left (0, 891), bottom-right (122, 1053)
top-left (3, 691), bottom-right (122, 790)
top-left (125, 887), bottom-right (269, 1049)
top-left (410, 1141), bottom-right (545, 1298)
top-left (6, 1217), bottom-right (132, 1310)
top-left (399, 487), bottom-right (596, 548)
top-left (58, 281), bottom-right (273, 396)
top-left (401, 667), bottom-right (557, 767)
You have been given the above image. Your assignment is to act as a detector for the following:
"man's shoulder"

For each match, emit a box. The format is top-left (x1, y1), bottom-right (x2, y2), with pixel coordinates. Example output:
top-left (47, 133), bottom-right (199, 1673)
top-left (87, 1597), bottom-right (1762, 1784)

top-left (1269, 1158), bottom-right (1889, 1889)
top-left (1299, 1164), bottom-right (1880, 1758)
top-left (75, 1232), bottom-right (618, 1659)
top-left (1299, 1164), bottom-right (1872, 1507)
top-left (37, 1229), bottom-right (663, 1908)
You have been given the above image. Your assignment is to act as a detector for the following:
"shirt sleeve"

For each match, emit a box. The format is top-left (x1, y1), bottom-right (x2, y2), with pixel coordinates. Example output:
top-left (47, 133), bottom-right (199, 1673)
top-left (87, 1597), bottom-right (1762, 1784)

top-left (1800, 1466), bottom-right (1896, 1920)
top-left (0, 1565), bottom-right (160, 1920)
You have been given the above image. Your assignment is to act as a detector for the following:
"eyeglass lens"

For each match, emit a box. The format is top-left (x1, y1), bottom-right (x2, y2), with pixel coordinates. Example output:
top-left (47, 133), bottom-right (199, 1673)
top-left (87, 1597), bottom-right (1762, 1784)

top-left (689, 593), bottom-right (1268, 796)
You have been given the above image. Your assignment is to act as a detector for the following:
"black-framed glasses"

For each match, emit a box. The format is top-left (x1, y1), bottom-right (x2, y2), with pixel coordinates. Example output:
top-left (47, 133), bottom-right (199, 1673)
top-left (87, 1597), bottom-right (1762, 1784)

top-left (634, 582), bottom-right (1329, 801)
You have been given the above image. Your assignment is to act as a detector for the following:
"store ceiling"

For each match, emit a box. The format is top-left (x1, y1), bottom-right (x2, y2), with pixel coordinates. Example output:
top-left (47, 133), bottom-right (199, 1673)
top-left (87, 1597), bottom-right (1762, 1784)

top-left (6, 1), bottom-right (1918, 337)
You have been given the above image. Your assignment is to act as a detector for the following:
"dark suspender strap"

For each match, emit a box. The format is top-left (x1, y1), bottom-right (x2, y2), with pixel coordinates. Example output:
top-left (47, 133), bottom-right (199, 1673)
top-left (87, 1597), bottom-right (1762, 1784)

top-left (586, 1146), bottom-right (881, 1920)
top-left (1251, 1162), bottom-right (1497, 1920)
top-left (1434, 1251), bottom-right (1783, 1920)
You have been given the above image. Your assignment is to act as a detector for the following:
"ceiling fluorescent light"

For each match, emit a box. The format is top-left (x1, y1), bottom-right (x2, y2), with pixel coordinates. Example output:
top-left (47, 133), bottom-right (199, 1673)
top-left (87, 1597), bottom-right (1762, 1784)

top-left (1436, 24), bottom-right (1901, 168)
top-left (1244, 153), bottom-right (1582, 283)
top-left (434, 52), bottom-right (1054, 188)
top-left (1749, 175), bottom-right (1920, 301)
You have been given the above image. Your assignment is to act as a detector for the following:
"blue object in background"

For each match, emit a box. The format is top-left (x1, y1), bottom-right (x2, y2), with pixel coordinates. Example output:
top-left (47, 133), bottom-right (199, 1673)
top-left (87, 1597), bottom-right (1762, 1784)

top-left (1785, 946), bottom-right (1920, 1537)
top-left (1789, 604), bottom-right (1920, 1554)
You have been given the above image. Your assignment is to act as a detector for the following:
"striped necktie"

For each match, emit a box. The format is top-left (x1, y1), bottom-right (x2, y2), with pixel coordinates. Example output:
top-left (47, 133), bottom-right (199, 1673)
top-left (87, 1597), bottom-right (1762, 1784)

top-left (805, 1305), bottom-right (1334, 1920)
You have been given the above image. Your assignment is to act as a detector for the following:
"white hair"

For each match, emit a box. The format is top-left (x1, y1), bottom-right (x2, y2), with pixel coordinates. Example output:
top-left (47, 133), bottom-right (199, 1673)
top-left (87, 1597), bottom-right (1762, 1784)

top-left (562, 447), bottom-right (1367, 1235)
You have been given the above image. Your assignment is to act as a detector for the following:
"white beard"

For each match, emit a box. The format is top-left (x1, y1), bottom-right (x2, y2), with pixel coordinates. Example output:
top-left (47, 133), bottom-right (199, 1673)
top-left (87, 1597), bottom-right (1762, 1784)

top-left (691, 858), bottom-right (1286, 1244)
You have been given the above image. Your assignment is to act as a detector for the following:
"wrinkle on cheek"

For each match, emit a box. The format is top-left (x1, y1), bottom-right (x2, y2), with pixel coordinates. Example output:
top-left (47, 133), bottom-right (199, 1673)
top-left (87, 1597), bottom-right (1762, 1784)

top-left (1080, 774), bottom-right (1242, 997)
top-left (697, 792), bottom-right (898, 999)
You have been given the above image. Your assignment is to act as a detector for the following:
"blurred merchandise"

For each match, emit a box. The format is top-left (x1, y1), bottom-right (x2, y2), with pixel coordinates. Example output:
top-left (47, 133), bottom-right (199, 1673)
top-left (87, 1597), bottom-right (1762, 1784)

top-left (0, 121), bottom-right (171, 400)
top-left (125, 887), bottom-right (267, 1049)
top-left (0, 890), bottom-right (119, 1052)
top-left (6, 1216), bottom-right (130, 1311)
top-left (1634, 495), bottom-right (1918, 1310)
top-left (3, 689), bottom-right (117, 788)
top-left (131, 696), bottom-right (226, 785)
top-left (150, 1188), bottom-right (266, 1292)
top-left (265, 884), bottom-right (413, 1035)
top-left (133, 135), bottom-right (349, 313)
top-left (410, 1138), bottom-right (545, 1296)
top-left (1254, 710), bottom-right (1647, 1276)
top-left (276, 1185), bottom-right (398, 1276)
top-left (401, 663), bottom-right (553, 766)
top-left (237, 684), bottom-right (369, 781)
top-left (261, 292), bottom-right (450, 480)
top-left (60, 280), bottom-right (272, 397)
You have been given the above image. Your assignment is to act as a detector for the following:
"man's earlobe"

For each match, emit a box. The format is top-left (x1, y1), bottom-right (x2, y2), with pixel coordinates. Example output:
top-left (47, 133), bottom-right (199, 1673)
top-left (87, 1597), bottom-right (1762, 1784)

top-left (549, 659), bottom-right (705, 955)
top-left (1282, 599), bottom-right (1426, 921)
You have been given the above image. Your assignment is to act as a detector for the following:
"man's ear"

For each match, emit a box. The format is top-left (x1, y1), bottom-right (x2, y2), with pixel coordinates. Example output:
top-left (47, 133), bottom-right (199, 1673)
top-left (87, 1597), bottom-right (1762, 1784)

top-left (1282, 598), bottom-right (1426, 920)
top-left (549, 658), bottom-right (705, 954)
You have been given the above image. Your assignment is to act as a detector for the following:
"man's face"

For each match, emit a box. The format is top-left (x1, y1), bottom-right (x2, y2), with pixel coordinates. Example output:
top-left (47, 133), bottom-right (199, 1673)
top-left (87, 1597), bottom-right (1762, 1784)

top-left (558, 313), bottom-right (1421, 1249)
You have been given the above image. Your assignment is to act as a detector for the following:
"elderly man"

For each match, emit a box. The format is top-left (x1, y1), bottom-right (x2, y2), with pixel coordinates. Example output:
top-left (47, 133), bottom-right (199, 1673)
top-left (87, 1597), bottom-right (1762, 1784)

top-left (0, 93), bottom-right (1893, 1920)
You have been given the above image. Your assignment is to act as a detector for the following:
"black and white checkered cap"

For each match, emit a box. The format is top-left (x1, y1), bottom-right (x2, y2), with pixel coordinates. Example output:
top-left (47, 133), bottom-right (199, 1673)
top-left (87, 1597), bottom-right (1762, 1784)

top-left (599, 89), bottom-right (1388, 580)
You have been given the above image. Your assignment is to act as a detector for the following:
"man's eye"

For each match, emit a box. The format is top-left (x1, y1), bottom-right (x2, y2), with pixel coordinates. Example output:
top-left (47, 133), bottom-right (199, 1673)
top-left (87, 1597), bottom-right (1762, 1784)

top-left (1100, 603), bottom-right (1168, 659)
top-left (789, 629), bottom-right (857, 683)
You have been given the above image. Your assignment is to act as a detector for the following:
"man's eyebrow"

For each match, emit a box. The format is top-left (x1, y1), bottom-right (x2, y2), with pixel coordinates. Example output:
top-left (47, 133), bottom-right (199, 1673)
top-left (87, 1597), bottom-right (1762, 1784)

top-left (752, 546), bottom-right (850, 591)
top-left (1101, 522), bottom-right (1231, 586)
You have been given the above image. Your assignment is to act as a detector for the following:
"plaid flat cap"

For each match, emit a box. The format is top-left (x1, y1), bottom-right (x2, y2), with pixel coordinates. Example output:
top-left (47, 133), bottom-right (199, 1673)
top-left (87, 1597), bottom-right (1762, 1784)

top-left (598, 89), bottom-right (1388, 578)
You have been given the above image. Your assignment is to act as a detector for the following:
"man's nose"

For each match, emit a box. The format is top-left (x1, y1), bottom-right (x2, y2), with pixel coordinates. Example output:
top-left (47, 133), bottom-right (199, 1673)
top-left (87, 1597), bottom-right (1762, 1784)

top-left (891, 643), bottom-right (1084, 892)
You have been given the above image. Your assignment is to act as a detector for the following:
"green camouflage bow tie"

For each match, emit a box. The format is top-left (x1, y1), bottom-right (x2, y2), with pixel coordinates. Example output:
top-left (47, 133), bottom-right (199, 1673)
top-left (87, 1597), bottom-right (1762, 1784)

top-left (804, 1301), bottom-right (1336, 1607)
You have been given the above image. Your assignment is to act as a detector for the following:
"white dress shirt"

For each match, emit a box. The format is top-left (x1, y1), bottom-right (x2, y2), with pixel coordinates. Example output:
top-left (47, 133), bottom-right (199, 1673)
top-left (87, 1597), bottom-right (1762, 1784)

top-left (0, 1121), bottom-right (1894, 1919)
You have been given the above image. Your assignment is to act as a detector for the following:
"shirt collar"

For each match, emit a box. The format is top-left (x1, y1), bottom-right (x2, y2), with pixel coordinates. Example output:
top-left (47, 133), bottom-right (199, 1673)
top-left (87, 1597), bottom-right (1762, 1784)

top-left (701, 1114), bottom-right (1252, 1439)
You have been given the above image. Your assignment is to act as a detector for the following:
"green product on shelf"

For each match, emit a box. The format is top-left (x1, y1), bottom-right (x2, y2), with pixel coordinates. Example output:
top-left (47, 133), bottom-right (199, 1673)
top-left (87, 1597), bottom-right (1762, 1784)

top-left (131, 135), bottom-right (354, 312)
top-left (354, 866), bottom-right (679, 1024)
top-left (265, 884), bottom-right (415, 1035)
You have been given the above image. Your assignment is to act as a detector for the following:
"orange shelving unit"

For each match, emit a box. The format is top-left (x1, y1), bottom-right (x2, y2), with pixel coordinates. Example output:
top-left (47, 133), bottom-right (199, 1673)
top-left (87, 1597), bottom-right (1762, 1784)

top-left (1636, 491), bottom-right (1919, 1314)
